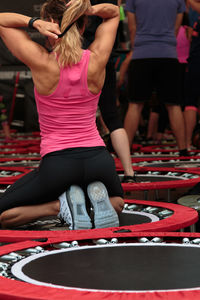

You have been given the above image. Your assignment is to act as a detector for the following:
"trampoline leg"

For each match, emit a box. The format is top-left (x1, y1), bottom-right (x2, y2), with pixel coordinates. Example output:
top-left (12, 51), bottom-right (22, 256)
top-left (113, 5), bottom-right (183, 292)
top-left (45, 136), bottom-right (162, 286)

top-left (143, 191), bottom-right (148, 200)
top-left (190, 224), bottom-right (196, 232)
top-left (155, 190), bottom-right (159, 200)
top-left (167, 189), bottom-right (171, 202)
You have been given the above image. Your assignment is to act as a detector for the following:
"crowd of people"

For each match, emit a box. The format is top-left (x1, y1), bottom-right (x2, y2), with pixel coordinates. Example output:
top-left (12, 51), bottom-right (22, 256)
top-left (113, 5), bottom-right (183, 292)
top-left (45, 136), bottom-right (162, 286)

top-left (0, 0), bottom-right (200, 230)
top-left (115, 0), bottom-right (200, 156)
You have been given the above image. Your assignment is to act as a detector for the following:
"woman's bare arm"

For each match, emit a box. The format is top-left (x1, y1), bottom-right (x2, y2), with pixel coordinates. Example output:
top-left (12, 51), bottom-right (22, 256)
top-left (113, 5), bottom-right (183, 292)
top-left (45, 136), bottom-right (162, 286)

top-left (0, 13), bottom-right (61, 69)
top-left (88, 3), bottom-right (120, 69)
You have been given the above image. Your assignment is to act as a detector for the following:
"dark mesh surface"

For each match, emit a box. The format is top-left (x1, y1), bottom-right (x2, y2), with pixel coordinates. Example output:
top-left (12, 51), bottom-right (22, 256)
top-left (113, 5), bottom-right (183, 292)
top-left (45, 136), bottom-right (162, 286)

top-left (20, 245), bottom-right (200, 291)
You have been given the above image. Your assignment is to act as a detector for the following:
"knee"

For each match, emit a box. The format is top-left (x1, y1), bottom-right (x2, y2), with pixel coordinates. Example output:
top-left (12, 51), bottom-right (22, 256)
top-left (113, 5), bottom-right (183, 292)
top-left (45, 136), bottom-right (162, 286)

top-left (0, 211), bottom-right (9, 228)
top-left (0, 208), bottom-right (19, 228)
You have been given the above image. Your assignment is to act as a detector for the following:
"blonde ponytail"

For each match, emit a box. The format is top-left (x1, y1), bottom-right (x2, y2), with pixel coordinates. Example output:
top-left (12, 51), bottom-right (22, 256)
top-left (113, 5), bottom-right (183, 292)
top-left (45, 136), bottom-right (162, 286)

top-left (54, 0), bottom-right (90, 66)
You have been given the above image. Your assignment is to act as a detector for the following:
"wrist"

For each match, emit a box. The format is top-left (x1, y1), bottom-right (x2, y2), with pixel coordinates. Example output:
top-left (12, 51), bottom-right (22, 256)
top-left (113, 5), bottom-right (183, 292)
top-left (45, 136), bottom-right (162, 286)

top-left (28, 17), bottom-right (40, 29)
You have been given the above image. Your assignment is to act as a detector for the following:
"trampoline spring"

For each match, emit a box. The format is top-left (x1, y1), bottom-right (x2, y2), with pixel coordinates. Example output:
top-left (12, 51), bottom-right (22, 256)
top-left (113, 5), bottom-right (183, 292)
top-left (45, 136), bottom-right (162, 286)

top-left (16, 248), bottom-right (42, 255)
top-left (142, 206), bottom-right (159, 213)
top-left (191, 238), bottom-right (200, 245)
top-left (52, 242), bottom-right (71, 249)
top-left (158, 210), bottom-right (173, 217)
top-left (0, 262), bottom-right (8, 269)
top-left (110, 238), bottom-right (118, 244)
top-left (182, 238), bottom-right (190, 244)
top-left (0, 270), bottom-right (8, 277)
top-left (34, 246), bottom-right (45, 252)
top-left (151, 237), bottom-right (164, 243)
top-left (0, 265), bottom-right (7, 272)
top-left (138, 237), bottom-right (150, 243)
top-left (9, 252), bottom-right (23, 259)
top-left (182, 173), bottom-right (193, 178)
top-left (93, 239), bottom-right (109, 245)
top-left (126, 204), bottom-right (138, 211)
top-left (0, 255), bottom-right (18, 263)
top-left (167, 172), bottom-right (181, 176)
top-left (71, 241), bottom-right (79, 247)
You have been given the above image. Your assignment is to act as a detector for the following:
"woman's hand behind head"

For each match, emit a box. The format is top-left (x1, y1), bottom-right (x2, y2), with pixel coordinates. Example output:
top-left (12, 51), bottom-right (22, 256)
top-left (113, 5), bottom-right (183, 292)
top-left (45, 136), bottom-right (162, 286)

top-left (34, 19), bottom-right (61, 40)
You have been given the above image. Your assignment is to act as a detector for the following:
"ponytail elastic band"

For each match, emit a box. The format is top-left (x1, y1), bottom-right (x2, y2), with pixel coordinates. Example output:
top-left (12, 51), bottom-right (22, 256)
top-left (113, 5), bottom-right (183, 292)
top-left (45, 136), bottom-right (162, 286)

top-left (58, 21), bottom-right (76, 38)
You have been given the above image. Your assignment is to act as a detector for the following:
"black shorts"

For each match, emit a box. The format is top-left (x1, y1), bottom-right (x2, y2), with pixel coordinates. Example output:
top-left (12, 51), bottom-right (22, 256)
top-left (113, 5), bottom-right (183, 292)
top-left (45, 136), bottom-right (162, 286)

top-left (128, 58), bottom-right (180, 105)
top-left (184, 60), bottom-right (200, 107)
top-left (0, 147), bottom-right (123, 214)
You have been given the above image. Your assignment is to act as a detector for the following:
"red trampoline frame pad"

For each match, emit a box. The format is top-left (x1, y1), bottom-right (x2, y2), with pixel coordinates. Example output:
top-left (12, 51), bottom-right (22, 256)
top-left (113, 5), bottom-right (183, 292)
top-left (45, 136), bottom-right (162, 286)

top-left (0, 199), bottom-right (198, 242)
top-left (1, 232), bottom-right (200, 300)
top-left (121, 167), bottom-right (200, 191)
top-left (115, 156), bottom-right (200, 170)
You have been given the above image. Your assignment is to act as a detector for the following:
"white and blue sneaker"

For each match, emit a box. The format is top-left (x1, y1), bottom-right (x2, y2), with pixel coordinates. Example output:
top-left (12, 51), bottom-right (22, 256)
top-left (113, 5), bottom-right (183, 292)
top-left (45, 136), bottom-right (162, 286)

top-left (87, 181), bottom-right (119, 229)
top-left (66, 185), bottom-right (92, 230)
top-left (58, 191), bottom-right (73, 229)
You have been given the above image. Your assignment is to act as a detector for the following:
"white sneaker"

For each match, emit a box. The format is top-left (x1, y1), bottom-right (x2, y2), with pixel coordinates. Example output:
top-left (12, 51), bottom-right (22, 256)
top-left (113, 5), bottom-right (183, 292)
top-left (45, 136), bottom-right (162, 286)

top-left (66, 185), bottom-right (92, 230)
top-left (87, 181), bottom-right (119, 229)
top-left (58, 192), bottom-right (73, 229)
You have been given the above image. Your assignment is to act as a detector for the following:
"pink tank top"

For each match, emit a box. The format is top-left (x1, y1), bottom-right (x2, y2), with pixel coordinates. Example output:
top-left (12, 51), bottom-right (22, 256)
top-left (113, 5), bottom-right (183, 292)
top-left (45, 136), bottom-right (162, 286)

top-left (34, 50), bottom-right (105, 157)
top-left (176, 26), bottom-right (190, 64)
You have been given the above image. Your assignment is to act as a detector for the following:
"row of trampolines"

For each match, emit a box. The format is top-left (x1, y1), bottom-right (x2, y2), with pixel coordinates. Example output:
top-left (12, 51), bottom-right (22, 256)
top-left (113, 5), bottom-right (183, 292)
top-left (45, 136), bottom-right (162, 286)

top-left (1, 132), bottom-right (200, 299)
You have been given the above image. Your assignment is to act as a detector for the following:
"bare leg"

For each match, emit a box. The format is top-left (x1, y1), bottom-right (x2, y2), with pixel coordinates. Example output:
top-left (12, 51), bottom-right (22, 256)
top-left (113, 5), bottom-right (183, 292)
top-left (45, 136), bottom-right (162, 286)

top-left (110, 128), bottom-right (134, 177)
top-left (147, 111), bottom-right (159, 140)
top-left (0, 197), bottom-right (124, 229)
top-left (2, 122), bottom-right (12, 140)
top-left (0, 200), bottom-right (60, 229)
top-left (184, 108), bottom-right (197, 150)
top-left (166, 104), bottom-right (186, 150)
top-left (124, 102), bottom-right (144, 146)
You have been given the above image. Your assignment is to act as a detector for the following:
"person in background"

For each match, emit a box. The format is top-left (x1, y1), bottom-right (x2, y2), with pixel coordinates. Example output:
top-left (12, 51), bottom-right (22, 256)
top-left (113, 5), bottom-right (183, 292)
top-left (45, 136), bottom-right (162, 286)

top-left (124, 0), bottom-right (189, 156)
top-left (0, 95), bottom-right (12, 142)
top-left (183, 0), bottom-right (200, 150)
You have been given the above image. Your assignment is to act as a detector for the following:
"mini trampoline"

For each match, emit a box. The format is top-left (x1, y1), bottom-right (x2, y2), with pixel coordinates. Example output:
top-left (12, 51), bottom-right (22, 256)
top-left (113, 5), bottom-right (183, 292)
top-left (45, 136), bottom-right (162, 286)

top-left (119, 167), bottom-right (200, 202)
top-left (0, 167), bottom-right (30, 184)
top-left (1, 232), bottom-right (200, 299)
top-left (0, 199), bottom-right (197, 242)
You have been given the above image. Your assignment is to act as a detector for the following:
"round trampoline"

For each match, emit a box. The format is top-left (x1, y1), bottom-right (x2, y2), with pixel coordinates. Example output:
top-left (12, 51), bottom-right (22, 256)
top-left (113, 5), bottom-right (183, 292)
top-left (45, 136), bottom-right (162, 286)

top-left (1, 232), bottom-right (200, 299)
top-left (119, 167), bottom-right (200, 202)
top-left (0, 167), bottom-right (30, 184)
top-left (0, 199), bottom-right (197, 242)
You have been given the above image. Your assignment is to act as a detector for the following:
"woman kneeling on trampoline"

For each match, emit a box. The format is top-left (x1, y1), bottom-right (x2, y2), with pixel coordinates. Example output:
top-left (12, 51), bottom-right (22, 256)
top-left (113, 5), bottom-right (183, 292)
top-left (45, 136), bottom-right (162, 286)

top-left (0, 0), bottom-right (124, 229)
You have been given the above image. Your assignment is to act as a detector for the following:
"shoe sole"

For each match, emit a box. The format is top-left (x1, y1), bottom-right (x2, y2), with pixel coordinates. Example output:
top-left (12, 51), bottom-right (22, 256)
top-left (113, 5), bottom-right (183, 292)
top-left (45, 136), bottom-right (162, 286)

top-left (67, 185), bottom-right (92, 230)
top-left (87, 181), bottom-right (119, 228)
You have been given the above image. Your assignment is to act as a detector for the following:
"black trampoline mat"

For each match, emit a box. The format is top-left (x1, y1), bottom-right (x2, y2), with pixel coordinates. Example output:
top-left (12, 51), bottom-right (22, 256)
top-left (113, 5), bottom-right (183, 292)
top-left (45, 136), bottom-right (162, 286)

top-left (0, 211), bottom-right (157, 231)
top-left (119, 211), bottom-right (157, 225)
top-left (12, 244), bottom-right (200, 291)
top-left (129, 175), bottom-right (183, 182)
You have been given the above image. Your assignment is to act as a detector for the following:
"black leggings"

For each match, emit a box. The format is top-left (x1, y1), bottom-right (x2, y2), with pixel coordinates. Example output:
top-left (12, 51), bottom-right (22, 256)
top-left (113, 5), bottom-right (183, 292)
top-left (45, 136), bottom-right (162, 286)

top-left (0, 147), bottom-right (123, 214)
top-left (99, 61), bottom-right (123, 132)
